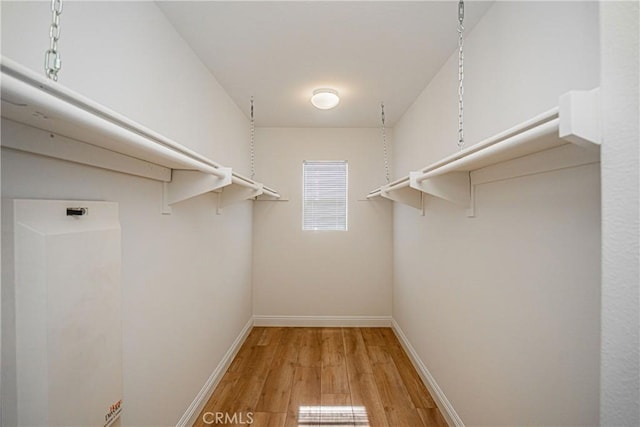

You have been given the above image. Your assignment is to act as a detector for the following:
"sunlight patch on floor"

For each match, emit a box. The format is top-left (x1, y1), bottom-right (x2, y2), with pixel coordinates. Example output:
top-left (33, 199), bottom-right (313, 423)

top-left (298, 405), bottom-right (369, 426)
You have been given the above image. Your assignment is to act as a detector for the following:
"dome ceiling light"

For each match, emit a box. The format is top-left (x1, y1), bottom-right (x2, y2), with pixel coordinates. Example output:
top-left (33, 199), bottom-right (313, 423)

top-left (310, 88), bottom-right (340, 110)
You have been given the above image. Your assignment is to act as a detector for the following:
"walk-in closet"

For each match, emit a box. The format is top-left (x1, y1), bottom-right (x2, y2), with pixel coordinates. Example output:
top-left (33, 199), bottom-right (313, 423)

top-left (1, 1), bottom-right (638, 426)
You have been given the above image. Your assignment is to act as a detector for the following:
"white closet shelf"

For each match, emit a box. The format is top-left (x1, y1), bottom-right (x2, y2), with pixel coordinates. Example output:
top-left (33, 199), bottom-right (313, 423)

top-left (367, 88), bottom-right (601, 215)
top-left (0, 56), bottom-right (280, 214)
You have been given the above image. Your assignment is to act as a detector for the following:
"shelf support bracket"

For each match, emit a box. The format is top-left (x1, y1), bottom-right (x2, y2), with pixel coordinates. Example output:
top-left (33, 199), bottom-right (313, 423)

top-left (162, 167), bottom-right (232, 215)
top-left (216, 182), bottom-right (264, 215)
top-left (380, 183), bottom-right (423, 210)
top-left (409, 171), bottom-right (471, 212)
top-left (468, 183), bottom-right (477, 218)
top-left (559, 88), bottom-right (601, 150)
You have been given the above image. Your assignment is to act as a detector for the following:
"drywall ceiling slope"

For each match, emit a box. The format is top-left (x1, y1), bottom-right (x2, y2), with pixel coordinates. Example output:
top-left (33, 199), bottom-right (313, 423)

top-left (158, 1), bottom-right (493, 128)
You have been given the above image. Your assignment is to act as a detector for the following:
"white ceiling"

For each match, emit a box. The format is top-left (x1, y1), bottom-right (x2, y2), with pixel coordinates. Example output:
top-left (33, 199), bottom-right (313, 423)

top-left (158, 1), bottom-right (493, 128)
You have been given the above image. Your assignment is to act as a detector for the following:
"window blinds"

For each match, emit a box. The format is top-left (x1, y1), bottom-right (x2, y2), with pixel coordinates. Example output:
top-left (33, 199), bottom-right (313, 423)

top-left (303, 161), bottom-right (348, 231)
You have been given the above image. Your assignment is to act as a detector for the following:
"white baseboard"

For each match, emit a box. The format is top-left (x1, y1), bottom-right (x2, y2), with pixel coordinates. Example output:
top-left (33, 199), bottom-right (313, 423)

top-left (253, 315), bottom-right (392, 327)
top-left (176, 317), bottom-right (254, 427)
top-left (391, 319), bottom-right (464, 427)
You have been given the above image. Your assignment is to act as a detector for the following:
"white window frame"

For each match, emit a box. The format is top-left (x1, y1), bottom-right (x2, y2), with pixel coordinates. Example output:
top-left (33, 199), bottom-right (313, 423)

top-left (302, 160), bottom-right (348, 231)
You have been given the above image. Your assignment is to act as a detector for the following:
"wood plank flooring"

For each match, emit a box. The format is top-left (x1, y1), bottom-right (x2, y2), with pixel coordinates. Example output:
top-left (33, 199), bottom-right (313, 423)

top-left (194, 327), bottom-right (447, 427)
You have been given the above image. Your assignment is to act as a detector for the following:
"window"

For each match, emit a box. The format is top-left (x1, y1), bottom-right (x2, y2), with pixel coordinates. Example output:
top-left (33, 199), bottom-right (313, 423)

top-left (303, 161), bottom-right (348, 231)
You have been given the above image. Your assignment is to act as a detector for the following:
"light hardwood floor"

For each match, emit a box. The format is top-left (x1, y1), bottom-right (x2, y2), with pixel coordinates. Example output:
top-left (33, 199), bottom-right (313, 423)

top-left (194, 327), bottom-right (448, 427)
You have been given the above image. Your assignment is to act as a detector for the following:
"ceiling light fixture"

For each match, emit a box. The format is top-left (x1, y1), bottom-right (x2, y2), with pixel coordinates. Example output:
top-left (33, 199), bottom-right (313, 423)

top-left (311, 88), bottom-right (340, 110)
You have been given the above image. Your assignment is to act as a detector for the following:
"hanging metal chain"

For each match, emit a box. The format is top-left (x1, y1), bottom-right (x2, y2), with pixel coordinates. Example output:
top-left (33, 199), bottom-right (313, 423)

top-left (44, 0), bottom-right (63, 81)
top-left (381, 103), bottom-right (390, 183)
top-left (250, 97), bottom-right (256, 180)
top-left (457, 0), bottom-right (465, 149)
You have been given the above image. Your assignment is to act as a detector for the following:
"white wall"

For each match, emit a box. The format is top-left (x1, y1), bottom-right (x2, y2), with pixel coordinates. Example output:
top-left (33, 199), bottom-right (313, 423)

top-left (0, 1), bottom-right (247, 169)
top-left (392, 2), bottom-right (601, 425)
top-left (252, 128), bottom-right (392, 319)
top-left (1, 2), bottom-right (253, 425)
top-left (599, 1), bottom-right (640, 425)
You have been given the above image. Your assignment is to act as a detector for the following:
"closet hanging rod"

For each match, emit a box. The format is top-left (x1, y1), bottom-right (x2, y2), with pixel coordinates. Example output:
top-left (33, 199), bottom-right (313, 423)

top-left (382, 177), bottom-right (411, 194)
top-left (414, 118), bottom-right (560, 185)
top-left (417, 106), bottom-right (559, 178)
top-left (366, 105), bottom-right (560, 198)
top-left (231, 173), bottom-right (260, 190)
top-left (1, 56), bottom-right (282, 210)
top-left (261, 186), bottom-right (280, 198)
top-left (227, 175), bottom-right (281, 197)
top-left (1, 56), bottom-right (227, 177)
top-left (364, 88), bottom-right (600, 215)
top-left (366, 175), bottom-right (411, 198)
top-left (229, 174), bottom-right (279, 198)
